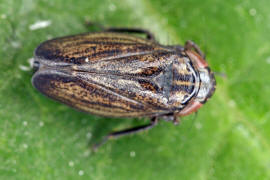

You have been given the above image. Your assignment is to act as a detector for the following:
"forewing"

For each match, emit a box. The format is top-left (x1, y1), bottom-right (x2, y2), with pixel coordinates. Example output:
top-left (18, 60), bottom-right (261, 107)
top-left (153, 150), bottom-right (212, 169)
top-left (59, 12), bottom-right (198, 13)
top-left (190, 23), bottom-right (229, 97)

top-left (35, 32), bottom-right (168, 64)
top-left (33, 32), bottom-right (176, 117)
top-left (32, 70), bottom-right (168, 117)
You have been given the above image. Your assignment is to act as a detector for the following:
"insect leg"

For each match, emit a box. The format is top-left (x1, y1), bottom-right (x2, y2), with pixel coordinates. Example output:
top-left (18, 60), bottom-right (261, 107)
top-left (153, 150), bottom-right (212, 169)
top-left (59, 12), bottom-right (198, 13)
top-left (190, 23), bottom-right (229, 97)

top-left (93, 117), bottom-right (158, 151)
top-left (184, 40), bottom-right (206, 59)
top-left (85, 21), bottom-right (105, 32)
top-left (85, 21), bottom-right (156, 41)
top-left (105, 28), bottom-right (156, 41)
top-left (173, 113), bottom-right (180, 125)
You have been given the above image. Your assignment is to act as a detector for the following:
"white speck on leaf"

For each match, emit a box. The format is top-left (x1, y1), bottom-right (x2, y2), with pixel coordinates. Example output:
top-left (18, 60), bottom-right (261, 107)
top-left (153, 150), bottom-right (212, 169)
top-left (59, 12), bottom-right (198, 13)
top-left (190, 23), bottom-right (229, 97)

top-left (23, 121), bottom-right (28, 126)
top-left (28, 58), bottom-right (35, 68)
top-left (23, 144), bottom-right (28, 149)
top-left (1, 14), bottom-right (7, 19)
top-left (46, 35), bottom-right (53, 40)
top-left (195, 122), bottom-right (202, 129)
top-left (11, 41), bottom-right (21, 48)
top-left (19, 65), bottom-right (31, 71)
top-left (130, 151), bottom-right (136, 157)
top-left (266, 57), bottom-right (270, 64)
top-left (86, 132), bottom-right (92, 139)
top-left (109, 3), bottom-right (116, 11)
top-left (228, 99), bottom-right (236, 107)
top-left (249, 8), bottom-right (257, 16)
top-left (78, 170), bottom-right (84, 176)
top-left (236, 124), bottom-right (250, 138)
top-left (39, 121), bottom-right (44, 127)
top-left (68, 161), bottom-right (74, 167)
top-left (83, 150), bottom-right (91, 157)
top-left (29, 20), bottom-right (51, 31)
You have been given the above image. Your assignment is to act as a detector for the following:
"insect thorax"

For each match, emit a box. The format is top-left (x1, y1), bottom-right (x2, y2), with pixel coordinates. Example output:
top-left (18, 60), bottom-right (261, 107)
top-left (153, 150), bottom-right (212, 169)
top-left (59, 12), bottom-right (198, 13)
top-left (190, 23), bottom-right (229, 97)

top-left (168, 56), bottom-right (200, 109)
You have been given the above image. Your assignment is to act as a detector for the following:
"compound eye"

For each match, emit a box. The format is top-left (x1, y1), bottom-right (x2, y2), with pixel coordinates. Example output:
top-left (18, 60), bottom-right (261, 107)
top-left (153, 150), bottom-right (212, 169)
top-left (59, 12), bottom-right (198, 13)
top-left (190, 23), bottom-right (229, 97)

top-left (185, 50), bottom-right (208, 69)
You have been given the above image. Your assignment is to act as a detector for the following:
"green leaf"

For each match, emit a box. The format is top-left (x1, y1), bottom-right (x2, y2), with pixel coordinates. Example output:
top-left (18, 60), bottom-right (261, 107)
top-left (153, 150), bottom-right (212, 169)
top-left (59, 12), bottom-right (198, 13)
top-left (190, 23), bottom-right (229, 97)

top-left (1, 0), bottom-right (270, 179)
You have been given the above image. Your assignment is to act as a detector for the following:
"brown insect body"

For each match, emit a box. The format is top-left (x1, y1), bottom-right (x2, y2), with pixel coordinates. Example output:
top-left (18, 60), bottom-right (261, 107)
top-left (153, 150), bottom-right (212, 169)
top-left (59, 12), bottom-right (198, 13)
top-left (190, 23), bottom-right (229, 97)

top-left (32, 29), bottom-right (216, 147)
top-left (33, 32), bottom-right (215, 118)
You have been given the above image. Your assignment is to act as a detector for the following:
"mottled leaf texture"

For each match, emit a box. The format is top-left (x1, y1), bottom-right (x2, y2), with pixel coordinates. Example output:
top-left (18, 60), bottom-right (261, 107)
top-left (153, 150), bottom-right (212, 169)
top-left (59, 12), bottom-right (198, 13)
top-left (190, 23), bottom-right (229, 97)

top-left (0, 0), bottom-right (269, 180)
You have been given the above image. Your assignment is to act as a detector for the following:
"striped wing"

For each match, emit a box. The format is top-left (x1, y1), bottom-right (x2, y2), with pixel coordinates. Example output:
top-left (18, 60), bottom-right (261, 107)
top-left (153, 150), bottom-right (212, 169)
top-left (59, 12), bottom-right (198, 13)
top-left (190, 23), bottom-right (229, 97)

top-left (33, 32), bottom-right (177, 117)
top-left (35, 32), bottom-right (167, 63)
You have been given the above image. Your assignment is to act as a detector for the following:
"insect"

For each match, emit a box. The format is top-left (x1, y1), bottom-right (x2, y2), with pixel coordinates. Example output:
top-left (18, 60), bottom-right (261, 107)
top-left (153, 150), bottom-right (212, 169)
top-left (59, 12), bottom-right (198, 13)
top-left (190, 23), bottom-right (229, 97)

top-left (32, 27), bottom-right (216, 148)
